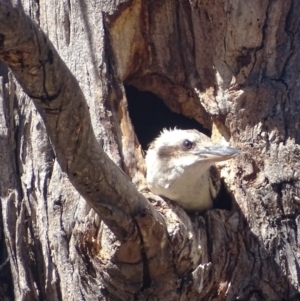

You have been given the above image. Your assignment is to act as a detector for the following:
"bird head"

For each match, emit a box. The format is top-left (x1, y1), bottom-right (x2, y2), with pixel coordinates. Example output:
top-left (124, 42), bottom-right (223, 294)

top-left (146, 128), bottom-right (239, 167)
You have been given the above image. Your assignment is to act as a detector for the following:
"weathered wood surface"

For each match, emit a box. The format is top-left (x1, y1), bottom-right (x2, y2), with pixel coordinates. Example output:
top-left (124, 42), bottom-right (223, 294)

top-left (0, 0), bottom-right (299, 300)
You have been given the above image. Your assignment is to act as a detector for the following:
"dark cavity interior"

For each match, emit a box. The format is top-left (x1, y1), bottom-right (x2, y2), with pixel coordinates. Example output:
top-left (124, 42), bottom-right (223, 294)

top-left (125, 85), bottom-right (233, 212)
top-left (125, 85), bottom-right (210, 150)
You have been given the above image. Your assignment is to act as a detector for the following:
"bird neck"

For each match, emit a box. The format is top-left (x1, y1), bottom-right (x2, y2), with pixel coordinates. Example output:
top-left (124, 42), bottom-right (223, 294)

top-left (146, 154), bottom-right (217, 212)
top-left (169, 168), bottom-right (214, 212)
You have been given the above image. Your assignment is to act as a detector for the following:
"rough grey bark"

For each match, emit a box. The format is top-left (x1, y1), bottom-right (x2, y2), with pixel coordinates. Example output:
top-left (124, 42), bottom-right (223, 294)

top-left (0, 0), bottom-right (300, 301)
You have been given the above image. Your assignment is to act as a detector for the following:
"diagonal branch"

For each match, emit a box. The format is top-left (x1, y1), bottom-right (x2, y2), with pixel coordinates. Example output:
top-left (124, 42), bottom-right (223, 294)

top-left (0, 1), bottom-right (165, 243)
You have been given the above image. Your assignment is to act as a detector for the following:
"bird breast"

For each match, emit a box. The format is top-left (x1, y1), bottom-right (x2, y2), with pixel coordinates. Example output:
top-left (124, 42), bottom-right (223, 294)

top-left (146, 154), bottom-right (214, 211)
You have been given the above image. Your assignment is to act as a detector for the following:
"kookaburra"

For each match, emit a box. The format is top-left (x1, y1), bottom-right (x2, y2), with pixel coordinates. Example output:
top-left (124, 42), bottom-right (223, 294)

top-left (145, 128), bottom-right (240, 212)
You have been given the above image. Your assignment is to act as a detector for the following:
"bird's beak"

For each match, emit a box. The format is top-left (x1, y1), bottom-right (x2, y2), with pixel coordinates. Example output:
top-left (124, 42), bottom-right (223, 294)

top-left (193, 145), bottom-right (241, 162)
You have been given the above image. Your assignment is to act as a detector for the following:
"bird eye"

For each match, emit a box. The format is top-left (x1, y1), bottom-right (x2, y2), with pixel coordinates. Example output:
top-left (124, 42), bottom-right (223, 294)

top-left (182, 139), bottom-right (193, 150)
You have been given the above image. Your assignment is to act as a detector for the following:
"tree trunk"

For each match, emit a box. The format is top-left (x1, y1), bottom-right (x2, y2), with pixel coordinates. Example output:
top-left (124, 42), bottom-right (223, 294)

top-left (0, 0), bottom-right (300, 300)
